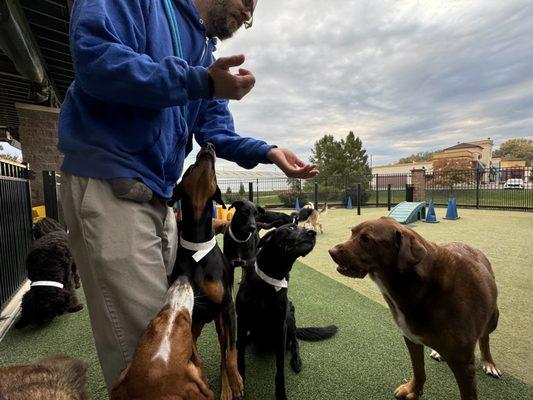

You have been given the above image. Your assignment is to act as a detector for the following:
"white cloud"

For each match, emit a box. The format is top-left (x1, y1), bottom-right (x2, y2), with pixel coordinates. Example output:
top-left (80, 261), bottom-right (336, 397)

top-left (189, 0), bottom-right (533, 169)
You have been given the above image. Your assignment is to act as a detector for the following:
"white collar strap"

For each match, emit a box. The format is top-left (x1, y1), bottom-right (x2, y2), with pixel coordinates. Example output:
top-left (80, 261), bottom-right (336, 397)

top-left (254, 262), bottom-right (288, 292)
top-left (180, 235), bottom-right (217, 263)
top-left (228, 225), bottom-right (252, 244)
top-left (31, 281), bottom-right (64, 289)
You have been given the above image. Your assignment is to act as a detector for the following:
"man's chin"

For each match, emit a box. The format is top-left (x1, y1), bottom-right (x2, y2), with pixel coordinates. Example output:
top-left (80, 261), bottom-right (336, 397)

top-left (336, 265), bottom-right (367, 279)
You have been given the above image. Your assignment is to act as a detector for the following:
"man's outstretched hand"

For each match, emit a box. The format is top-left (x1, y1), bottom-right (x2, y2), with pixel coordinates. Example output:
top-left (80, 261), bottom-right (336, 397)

top-left (267, 147), bottom-right (319, 179)
top-left (208, 54), bottom-right (255, 100)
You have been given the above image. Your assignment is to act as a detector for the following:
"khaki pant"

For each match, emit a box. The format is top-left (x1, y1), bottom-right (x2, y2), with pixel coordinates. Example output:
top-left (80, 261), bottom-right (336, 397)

top-left (61, 174), bottom-right (177, 390)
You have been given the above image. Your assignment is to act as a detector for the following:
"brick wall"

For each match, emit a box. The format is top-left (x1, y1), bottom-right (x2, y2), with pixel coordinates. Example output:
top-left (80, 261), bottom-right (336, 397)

top-left (411, 168), bottom-right (426, 202)
top-left (16, 103), bottom-right (62, 206)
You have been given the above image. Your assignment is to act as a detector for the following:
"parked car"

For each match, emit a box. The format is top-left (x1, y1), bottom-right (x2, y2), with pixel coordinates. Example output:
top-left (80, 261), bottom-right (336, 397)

top-left (503, 178), bottom-right (525, 189)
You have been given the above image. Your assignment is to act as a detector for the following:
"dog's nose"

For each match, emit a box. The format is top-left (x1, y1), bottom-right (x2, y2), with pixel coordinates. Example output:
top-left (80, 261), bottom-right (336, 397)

top-left (307, 230), bottom-right (317, 237)
top-left (248, 224), bottom-right (257, 233)
top-left (205, 142), bottom-right (215, 151)
top-left (329, 247), bottom-right (340, 263)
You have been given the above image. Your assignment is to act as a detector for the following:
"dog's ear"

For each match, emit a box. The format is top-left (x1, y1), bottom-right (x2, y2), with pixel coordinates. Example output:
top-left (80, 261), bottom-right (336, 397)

top-left (212, 186), bottom-right (226, 209)
top-left (230, 200), bottom-right (245, 211)
top-left (258, 229), bottom-right (276, 250)
top-left (394, 228), bottom-right (427, 275)
top-left (168, 182), bottom-right (184, 206)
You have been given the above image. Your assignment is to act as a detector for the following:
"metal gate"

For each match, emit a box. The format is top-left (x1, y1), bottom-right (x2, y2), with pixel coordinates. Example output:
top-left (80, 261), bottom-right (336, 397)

top-left (0, 160), bottom-right (32, 311)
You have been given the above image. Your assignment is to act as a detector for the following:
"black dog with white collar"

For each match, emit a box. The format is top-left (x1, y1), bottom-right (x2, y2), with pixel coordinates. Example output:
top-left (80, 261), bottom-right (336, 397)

top-left (235, 224), bottom-right (338, 400)
top-left (223, 200), bottom-right (264, 270)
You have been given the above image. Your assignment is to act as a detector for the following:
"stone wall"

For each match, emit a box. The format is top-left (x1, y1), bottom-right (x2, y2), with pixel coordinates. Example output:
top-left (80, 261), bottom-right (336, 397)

top-left (15, 103), bottom-right (62, 206)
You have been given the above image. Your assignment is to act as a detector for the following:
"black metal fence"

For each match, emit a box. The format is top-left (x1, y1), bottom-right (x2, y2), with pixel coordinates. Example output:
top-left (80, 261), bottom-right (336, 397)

top-left (218, 173), bottom-right (411, 209)
top-left (0, 160), bottom-right (33, 311)
top-left (425, 167), bottom-right (533, 211)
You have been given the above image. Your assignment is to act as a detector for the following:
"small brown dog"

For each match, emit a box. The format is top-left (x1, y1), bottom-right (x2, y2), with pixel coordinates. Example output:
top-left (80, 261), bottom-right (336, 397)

top-left (111, 276), bottom-right (213, 400)
top-left (329, 217), bottom-right (500, 400)
top-left (0, 354), bottom-right (88, 400)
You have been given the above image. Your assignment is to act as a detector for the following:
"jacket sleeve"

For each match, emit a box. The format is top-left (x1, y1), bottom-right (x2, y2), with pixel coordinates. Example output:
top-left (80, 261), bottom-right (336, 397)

top-left (70, 0), bottom-right (209, 108)
top-left (194, 98), bottom-right (274, 169)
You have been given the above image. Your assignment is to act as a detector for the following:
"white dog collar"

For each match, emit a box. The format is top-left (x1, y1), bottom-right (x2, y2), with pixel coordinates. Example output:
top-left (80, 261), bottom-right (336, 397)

top-left (254, 263), bottom-right (288, 292)
top-left (180, 235), bottom-right (217, 262)
top-left (228, 225), bottom-right (252, 244)
top-left (30, 281), bottom-right (64, 289)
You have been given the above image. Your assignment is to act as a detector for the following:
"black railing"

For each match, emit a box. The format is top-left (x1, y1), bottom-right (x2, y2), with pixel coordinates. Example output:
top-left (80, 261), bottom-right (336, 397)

top-left (425, 167), bottom-right (532, 211)
top-left (218, 173), bottom-right (411, 208)
top-left (0, 160), bottom-right (33, 311)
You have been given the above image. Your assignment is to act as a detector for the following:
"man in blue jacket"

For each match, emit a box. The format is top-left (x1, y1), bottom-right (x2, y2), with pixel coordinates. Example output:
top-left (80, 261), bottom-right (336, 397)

top-left (59, 0), bottom-right (318, 392)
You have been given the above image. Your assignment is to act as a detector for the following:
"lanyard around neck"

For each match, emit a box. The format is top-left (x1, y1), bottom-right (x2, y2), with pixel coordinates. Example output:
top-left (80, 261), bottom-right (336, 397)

top-left (162, 0), bottom-right (189, 120)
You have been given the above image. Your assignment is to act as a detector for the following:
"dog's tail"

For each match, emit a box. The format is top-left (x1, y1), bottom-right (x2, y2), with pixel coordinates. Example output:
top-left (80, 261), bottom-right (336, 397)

top-left (295, 325), bottom-right (338, 341)
top-left (319, 203), bottom-right (328, 214)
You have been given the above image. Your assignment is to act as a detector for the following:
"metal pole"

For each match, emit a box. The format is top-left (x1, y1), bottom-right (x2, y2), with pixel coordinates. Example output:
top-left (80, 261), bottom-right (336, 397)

top-left (357, 183), bottom-right (361, 216)
top-left (256, 179), bottom-right (259, 204)
top-left (387, 184), bottom-right (392, 211)
top-left (375, 174), bottom-right (379, 207)
top-left (314, 181), bottom-right (318, 209)
top-left (476, 170), bottom-right (480, 209)
top-left (248, 182), bottom-right (253, 202)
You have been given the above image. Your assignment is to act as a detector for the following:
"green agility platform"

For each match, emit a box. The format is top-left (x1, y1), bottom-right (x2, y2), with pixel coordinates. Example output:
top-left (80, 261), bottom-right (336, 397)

top-left (388, 201), bottom-right (426, 225)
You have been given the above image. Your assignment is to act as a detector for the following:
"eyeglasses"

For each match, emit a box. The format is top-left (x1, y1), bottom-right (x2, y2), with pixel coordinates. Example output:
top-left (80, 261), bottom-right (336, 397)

top-left (243, 0), bottom-right (257, 29)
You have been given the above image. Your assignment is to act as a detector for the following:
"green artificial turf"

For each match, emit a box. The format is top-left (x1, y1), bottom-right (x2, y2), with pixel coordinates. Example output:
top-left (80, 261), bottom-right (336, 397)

top-left (1, 261), bottom-right (532, 399)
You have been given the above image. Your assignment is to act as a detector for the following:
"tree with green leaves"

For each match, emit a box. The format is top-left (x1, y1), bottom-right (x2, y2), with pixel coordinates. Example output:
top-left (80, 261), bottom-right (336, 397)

top-left (305, 131), bottom-right (372, 203)
top-left (493, 138), bottom-right (533, 165)
top-left (238, 182), bottom-right (246, 196)
top-left (397, 151), bottom-right (437, 164)
top-left (226, 186), bottom-right (232, 194)
top-left (0, 144), bottom-right (19, 162)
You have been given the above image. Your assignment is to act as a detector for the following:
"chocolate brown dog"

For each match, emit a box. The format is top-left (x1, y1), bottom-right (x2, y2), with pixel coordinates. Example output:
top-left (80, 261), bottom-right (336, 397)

top-left (329, 217), bottom-right (500, 400)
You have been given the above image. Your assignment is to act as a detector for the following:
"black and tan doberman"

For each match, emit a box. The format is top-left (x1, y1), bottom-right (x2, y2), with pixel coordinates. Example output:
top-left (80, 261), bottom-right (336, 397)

top-left (169, 144), bottom-right (243, 400)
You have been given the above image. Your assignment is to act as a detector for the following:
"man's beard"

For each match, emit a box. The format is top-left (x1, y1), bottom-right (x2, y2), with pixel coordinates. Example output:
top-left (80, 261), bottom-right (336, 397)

top-left (206, 0), bottom-right (240, 40)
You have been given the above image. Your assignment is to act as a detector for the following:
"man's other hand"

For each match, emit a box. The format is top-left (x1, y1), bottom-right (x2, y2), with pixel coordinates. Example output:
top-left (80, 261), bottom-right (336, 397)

top-left (208, 54), bottom-right (255, 100)
top-left (267, 148), bottom-right (319, 179)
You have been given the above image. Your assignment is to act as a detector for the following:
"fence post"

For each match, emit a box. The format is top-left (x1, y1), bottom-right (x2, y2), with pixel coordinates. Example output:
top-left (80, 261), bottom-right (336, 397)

top-left (387, 184), bottom-right (392, 211)
top-left (248, 182), bottom-right (254, 202)
top-left (375, 174), bottom-right (379, 207)
top-left (43, 171), bottom-right (59, 221)
top-left (314, 181), bottom-right (318, 209)
top-left (256, 179), bottom-right (259, 204)
top-left (357, 183), bottom-right (361, 216)
top-left (476, 170), bottom-right (481, 209)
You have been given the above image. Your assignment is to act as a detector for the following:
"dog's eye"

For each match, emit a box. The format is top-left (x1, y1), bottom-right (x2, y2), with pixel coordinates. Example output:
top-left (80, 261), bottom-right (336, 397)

top-left (360, 234), bottom-right (370, 243)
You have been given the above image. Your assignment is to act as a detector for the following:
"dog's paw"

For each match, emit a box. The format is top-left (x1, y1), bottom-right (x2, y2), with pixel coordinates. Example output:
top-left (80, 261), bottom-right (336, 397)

top-left (68, 304), bottom-right (84, 313)
top-left (290, 355), bottom-right (302, 373)
top-left (394, 379), bottom-right (423, 400)
top-left (482, 361), bottom-right (502, 378)
top-left (429, 349), bottom-right (443, 362)
top-left (228, 370), bottom-right (244, 400)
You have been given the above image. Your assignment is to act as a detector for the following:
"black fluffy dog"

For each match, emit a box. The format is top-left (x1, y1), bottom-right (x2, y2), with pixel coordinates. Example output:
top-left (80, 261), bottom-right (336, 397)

top-left (15, 230), bottom-right (83, 329)
top-left (236, 224), bottom-right (338, 400)
top-left (223, 200), bottom-right (263, 269)
top-left (32, 217), bottom-right (64, 240)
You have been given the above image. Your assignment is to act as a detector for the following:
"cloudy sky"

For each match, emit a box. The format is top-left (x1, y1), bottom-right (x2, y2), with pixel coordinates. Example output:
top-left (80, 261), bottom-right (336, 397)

top-left (190, 0), bottom-right (533, 170)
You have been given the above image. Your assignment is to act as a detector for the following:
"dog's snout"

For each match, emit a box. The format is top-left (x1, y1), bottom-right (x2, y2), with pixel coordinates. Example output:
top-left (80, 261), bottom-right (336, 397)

top-left (205, 142), bottom-right (214, 151)
top-left (248, 224), bottom-right (257, 233)
top-left (307, 229), bottom-right (317, 237)
top-left (329, 246), bottom-right (341, 263)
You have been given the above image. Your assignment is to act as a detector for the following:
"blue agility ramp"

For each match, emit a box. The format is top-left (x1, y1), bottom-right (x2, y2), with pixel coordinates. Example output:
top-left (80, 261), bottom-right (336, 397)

top-left (388, 202), bottom-right (426, 225)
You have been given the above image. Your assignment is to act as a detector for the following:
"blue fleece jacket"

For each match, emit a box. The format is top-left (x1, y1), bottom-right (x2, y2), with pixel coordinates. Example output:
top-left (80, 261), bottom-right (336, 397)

top-left (58, 0), bottom-right (273, 198)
